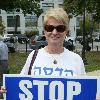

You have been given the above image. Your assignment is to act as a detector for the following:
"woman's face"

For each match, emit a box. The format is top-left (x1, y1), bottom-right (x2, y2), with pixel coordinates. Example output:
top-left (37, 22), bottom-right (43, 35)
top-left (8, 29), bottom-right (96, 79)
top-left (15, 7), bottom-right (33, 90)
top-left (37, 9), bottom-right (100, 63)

top-left (44, 18), bottom-right (67, 46)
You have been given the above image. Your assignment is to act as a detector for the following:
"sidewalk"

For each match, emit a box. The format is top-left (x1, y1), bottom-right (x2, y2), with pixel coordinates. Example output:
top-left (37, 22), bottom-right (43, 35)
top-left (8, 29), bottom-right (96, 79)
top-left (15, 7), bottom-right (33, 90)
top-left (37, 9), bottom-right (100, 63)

top-left (75, 41), bottom-right (100, 52)
top-left (87, 70), bottom-right (100, 76)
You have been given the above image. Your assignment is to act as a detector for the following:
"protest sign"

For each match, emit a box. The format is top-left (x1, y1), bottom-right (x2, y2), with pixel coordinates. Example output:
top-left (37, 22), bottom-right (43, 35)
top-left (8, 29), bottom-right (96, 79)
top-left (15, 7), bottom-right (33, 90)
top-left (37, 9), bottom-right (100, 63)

top-left (3, 74), bottom-right (100, 100)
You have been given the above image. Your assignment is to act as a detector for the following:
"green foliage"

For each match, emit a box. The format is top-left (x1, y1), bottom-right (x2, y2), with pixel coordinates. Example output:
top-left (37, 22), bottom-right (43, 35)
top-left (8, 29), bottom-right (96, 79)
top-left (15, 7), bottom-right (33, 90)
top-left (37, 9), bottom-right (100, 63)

top-left (20, 0), bottom-right (43, 17)
top-left (0, 0), bottom-right (43, 34)
top-left (25, 31), bottom-right (39, 38)
top-left (25, 20), bottom-right (37, 27)
top-left (0, 0), bottom-right (43, 17)
top-left (0, 19), bottom-right (5, 35)
top-left (63, 0), bottom-right (100, 22)
top-left (79, 15), bottom-right (91, 35)
top-left (8, 52), bottom-right (29, 74)
top-left (85, 51), bottom-right (100, 72)
top-left (0, 0), bottom-right (15, 10)
top-left (63, 0), bottom-right (83, 15)
top-left (76, 15), bottom-right (99, 36)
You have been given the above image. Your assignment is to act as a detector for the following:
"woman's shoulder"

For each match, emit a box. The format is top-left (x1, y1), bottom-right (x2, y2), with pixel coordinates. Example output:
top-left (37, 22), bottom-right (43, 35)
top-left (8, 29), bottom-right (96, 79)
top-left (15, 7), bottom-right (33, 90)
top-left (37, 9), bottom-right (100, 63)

top-left (64, 48), bottom-right (82, 59)
top-left (29, 48), bottom-right (45, 56)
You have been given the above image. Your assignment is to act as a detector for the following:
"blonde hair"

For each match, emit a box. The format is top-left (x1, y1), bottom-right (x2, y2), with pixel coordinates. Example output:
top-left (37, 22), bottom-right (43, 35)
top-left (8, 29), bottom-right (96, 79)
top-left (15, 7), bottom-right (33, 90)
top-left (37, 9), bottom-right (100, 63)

top-left (44, 7), bottom-right (69, 29)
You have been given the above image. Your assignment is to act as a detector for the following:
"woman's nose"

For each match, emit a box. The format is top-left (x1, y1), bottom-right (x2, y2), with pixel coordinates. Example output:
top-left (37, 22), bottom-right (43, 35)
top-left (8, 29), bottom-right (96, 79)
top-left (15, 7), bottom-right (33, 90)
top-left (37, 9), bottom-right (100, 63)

top-left (52, 29), bottom-right (58, 34)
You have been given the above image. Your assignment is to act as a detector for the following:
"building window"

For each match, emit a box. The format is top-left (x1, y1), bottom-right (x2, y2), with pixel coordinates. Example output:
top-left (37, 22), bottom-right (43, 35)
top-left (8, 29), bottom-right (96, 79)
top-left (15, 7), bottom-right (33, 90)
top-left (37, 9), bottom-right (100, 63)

top-left (42, 3), bottom-right (54, 12)
top-left (25, 15), bottom-right (37, 27)
top-left (59, 4), bottom-right (63, 7)
top-left (76, 17), bottom-right (81, 27)
top-left (7, 15), bottom-right (20, 27)
top-left (42, 3), bottom-right (54, 7)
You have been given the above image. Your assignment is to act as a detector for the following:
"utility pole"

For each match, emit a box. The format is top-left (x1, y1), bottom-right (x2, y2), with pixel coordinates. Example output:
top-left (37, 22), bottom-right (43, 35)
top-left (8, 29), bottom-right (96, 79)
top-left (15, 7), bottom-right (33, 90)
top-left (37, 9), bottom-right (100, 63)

top-left (82, 0), bottom-right (87, 65)
top-left (15, 15), bottom-right (19, 35)
top-left (91, 13), bottom-right (95, 50)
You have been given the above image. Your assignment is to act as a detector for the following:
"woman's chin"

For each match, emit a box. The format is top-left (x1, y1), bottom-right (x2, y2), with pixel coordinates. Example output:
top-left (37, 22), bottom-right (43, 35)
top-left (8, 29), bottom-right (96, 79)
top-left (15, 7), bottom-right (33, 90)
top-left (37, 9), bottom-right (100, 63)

top-left (49, 41), bottom-right (61, 45)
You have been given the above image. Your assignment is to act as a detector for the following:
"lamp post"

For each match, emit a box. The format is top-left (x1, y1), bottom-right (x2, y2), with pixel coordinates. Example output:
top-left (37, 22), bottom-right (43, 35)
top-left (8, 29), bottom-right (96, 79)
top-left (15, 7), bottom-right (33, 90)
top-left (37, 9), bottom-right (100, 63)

top-left (90, 13), bottom-right (95, 50)
top-left (82, 0), bottom-right (87, 65)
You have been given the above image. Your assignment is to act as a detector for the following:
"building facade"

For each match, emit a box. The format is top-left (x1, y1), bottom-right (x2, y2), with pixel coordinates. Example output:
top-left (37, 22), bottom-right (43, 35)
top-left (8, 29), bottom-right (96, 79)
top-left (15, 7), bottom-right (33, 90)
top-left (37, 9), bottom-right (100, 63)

top-left (38, 0), bottom-right (76, 39)
top-left (0, 0), bottom-right (76, 39)
top-left (0, 9), bottom-right (37, 35)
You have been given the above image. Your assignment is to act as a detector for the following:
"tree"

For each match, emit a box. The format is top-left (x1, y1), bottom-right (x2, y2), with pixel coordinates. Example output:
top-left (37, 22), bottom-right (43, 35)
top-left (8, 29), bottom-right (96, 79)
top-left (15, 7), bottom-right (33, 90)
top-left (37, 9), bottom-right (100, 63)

top-left (19, 0), bottom-right (43, 17)
top-left (0, 0), bottom-right (43, 17)
top-left (0, 0), bottom-right (43, 35)
top-left (63, 0), bottom-right (100, 22)
top-left (0, 0), bottom-right (20, 11)
top-left (0, 19), bottom-right (5, 35)
top-left (63, 0), bottom-right (100, 64)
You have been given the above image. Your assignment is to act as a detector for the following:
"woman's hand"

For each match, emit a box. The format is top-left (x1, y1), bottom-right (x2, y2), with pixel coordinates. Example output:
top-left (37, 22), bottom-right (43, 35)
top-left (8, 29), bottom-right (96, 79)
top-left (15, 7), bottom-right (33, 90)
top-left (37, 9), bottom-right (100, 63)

top-left (0, 87), bottom-right (6, 94)
top-left (96, 97), bottom-right (100, 100)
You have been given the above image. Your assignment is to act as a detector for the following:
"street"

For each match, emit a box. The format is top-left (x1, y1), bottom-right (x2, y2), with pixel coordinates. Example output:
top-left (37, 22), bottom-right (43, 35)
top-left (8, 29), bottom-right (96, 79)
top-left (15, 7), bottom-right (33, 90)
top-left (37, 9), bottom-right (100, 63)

top-left (75, 41), bottom-right (100, 52)
top-left (16, 41), bottom-right (100, 52)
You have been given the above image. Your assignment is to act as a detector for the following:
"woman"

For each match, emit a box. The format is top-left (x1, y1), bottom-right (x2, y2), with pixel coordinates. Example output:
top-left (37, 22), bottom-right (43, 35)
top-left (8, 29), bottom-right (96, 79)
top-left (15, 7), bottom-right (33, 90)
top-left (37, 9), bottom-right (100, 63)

top-left (0, 7), bottom-right (100, 100)
top-left (21, 7), bottom-right (85, 76)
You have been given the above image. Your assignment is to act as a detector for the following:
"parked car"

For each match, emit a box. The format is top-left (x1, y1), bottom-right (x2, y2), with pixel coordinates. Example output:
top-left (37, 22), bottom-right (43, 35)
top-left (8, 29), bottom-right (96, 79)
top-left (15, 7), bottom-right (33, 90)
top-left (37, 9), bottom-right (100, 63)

top-left (64, 40), bottom-right (75, 51)
top-left (15, 34), bottom-right (28, 44)
top-left (30, 35), bottom-right (75, 51)
top-left (3, 34), bottom-right (17, 53)
top-left (29, 35), bottom-right (48, 49)
top-left (3, 34), bottom-right (14, 39)
top-left (65, 36), bottom-right (75, 44)
top-left (76, 36), bottom-right (83, 43)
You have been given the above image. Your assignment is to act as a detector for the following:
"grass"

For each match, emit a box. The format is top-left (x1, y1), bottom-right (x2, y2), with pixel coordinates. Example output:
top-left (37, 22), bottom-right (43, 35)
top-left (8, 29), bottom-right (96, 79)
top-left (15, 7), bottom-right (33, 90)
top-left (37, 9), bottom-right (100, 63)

top-left (85, 51), bottom-right (100, 72)
top-left (8, 52), bottom-right (29, 74)
top-left (8, 51), bottom-right (100, 74)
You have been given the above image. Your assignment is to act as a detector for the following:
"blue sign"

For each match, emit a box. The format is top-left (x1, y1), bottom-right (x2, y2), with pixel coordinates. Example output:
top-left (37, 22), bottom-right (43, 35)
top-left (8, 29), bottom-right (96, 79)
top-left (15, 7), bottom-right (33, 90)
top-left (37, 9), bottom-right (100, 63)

top-left (3, 74), bottom-right (99, 100)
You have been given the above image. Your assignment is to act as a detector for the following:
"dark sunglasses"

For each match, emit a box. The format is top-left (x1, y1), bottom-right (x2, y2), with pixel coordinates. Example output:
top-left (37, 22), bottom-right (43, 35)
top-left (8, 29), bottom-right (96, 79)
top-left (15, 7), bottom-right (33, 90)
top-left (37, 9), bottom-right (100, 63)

top-left (44, 25), bottom-right (66, 32)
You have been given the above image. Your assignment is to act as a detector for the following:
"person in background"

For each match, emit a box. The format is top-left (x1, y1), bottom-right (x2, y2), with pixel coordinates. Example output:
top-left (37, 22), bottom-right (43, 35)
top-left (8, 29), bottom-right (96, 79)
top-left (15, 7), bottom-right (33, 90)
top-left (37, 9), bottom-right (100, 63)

top-left (0, 35), bottom-right (8, 85)
top-left (0, 35), bottom-right (8, 98)
top-left (0, 7), bottom-right (100, 100)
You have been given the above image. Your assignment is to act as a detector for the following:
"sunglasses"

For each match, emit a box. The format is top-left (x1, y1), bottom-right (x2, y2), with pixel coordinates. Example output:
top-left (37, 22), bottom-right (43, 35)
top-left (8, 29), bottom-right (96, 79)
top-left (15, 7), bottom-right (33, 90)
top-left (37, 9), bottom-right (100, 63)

top-left (44, 25), bottom-right (66, 32)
